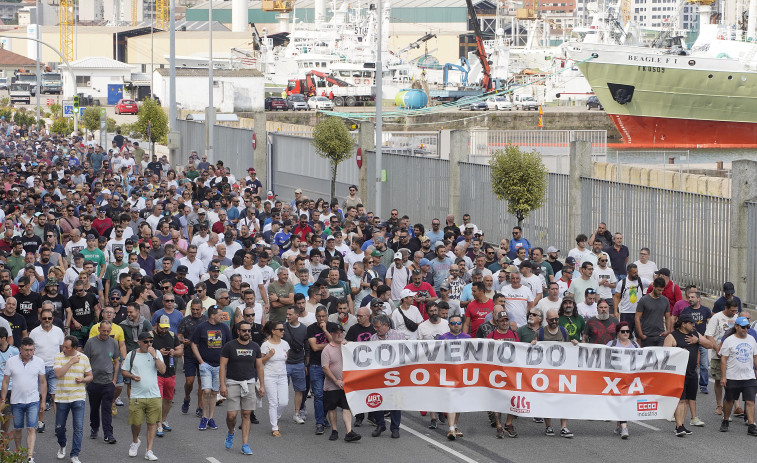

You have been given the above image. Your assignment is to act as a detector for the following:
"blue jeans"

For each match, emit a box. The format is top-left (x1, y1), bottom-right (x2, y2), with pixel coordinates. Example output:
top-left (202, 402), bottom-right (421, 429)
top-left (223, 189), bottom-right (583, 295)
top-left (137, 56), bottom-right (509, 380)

top-left (11, 401), bottom-right (39, 430)
top-left (698, 345), bottom-right (709, 388)
top-left (309, 365), bottom-right (325, 426)
top-left (373, 410), bottom-right (402, 432)
top-left (55, 400), bottom-right (85, 458)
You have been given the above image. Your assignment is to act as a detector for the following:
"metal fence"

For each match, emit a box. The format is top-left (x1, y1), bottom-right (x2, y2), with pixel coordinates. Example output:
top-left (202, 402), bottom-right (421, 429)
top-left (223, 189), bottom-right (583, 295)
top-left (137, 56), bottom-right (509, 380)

top-left (459, 163), bottom-right (572, 252)
top-left (381, 131), bottom-right (441, 158)
top-left (269, 133), bottom-right (360, 203)
top-left (746, 202), bottom-right (757, 305)
top-left (175, 119), bottom-right (254, 179)
top-left (581, 178), bottom-right (731, 296)
top-left (468, 129), bottom-right (607, 173)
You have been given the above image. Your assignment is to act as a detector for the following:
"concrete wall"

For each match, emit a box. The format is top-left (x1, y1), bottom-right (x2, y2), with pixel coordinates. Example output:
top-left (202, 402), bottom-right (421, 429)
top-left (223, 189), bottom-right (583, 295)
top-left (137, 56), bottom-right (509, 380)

top-left (156, 74), bottom-right (265, 112)
top-left (593, 161), bottom-right (733, 198)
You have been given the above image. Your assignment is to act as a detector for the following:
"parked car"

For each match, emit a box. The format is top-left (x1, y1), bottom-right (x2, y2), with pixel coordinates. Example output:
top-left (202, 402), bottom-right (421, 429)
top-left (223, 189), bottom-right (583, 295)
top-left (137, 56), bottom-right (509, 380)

top-left (0, 78), bottom-right (8, 91)
top-left (265, 97), bottom-right (288, 111)
top-left (307, 96), bottom-right (334, 110)
top-left (458, 97), bottom-right (488, 111)
top-left (513, 94), bottom-right (539, 110)
top-left (286, 94), bottom-right (308, 111)
top-left (486, 96), bottom-right (513, 111)
top-left (115, 99), bottom-right (138, 115)
top-left (586, 95), bottom-right (604, 110)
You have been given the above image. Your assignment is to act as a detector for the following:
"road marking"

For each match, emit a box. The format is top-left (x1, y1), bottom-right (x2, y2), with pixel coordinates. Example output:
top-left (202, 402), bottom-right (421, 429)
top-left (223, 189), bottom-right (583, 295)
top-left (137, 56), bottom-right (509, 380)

top-left (207, 458), bottom-right (222, 463)
top-left (399, 424), bottom-right (480, 463)
top-left (632, 420), bottom-right (661, 431)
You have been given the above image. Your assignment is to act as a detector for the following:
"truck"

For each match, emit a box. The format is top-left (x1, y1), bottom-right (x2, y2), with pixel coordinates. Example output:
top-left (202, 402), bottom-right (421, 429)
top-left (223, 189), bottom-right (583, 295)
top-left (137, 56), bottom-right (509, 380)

top-left (13, 71), bottom-right (38, 96)
top-left (286, 69), bottom-right (374, 107)
top-left (513, 94), bottom-right (539, 110)
top-left (41, 72), bottom-right (63, 94)
top-left (9, 82), bottom-right (31, 104)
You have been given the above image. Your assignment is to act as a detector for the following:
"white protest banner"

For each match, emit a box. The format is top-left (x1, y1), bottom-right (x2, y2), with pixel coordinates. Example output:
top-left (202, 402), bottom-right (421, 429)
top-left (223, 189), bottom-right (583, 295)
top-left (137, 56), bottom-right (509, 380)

top-left (343, 340), bottom-right (689, 420)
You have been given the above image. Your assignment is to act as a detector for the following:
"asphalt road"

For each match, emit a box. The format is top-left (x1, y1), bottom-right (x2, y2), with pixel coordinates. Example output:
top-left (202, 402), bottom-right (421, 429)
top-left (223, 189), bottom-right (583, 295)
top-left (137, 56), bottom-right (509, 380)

top-left (27, 372), bottom-right (751, 463)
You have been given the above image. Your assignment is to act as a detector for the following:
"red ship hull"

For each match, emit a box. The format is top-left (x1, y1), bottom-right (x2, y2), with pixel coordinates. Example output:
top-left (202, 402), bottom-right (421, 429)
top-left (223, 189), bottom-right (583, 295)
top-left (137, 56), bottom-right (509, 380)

top-left (610, 114), bottom-right (757, 149)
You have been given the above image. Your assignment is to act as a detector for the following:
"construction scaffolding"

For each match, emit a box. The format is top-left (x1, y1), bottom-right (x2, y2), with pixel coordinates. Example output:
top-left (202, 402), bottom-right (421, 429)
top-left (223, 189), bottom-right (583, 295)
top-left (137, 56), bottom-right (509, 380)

top-left (157, 0), bottom-right (169, 30)
top-left (59, 0), bottom-right (74, 61)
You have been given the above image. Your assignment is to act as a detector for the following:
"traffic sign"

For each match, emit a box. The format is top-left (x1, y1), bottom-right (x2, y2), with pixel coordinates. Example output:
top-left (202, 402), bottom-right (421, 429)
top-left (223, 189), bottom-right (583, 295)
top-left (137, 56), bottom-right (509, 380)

top-left (64, 105), bottom-right (86, 118)
top-left (356, 147), bottom-right (362, 168)
top-left (252, 131), bottom-right (257, 150)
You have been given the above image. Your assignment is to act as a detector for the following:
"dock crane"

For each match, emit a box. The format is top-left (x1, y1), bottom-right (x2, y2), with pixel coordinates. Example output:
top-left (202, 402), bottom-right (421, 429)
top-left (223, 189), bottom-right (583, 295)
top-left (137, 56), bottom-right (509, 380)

top-left (464, 0), bottom-right (493, 92)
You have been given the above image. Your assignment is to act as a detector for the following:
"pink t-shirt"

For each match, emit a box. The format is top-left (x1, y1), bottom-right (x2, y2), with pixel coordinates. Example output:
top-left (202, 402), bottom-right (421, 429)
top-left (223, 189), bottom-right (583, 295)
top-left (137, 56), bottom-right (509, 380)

top-left (671, 299), bottom-right (689, 318)
top-left (321, 343), bottom-right (344, 392)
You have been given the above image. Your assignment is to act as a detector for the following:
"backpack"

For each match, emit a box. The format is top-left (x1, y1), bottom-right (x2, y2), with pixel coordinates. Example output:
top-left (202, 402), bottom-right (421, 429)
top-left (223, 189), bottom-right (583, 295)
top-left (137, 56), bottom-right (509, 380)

top-left (537, 326), bottom-right (568, 342)
top-left (619, 278), bottom-right (644, 299)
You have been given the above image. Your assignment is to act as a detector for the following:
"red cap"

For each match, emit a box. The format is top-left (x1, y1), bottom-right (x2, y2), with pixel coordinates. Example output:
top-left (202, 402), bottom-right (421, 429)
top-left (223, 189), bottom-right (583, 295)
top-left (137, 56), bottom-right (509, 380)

top-left (174, 282), bottom-right (188, 295)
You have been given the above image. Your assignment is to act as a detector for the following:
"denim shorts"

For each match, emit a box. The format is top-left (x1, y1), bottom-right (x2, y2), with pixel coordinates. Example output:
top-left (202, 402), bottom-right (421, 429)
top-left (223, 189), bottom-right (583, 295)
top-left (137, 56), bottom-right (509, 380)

top-left (286, 363), bottom-right (307, 392)
top-left (199, 363), bottom-right (220, 391)
top-left (45, 366), bottom-right (58, 395)
top-left (11, 401), bottom-right (39, 430)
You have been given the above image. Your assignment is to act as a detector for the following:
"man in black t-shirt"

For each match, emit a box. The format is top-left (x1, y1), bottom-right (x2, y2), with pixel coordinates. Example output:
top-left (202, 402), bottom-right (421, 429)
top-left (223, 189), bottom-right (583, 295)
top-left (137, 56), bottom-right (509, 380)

top-left (41, 278), bottom-right (70, 322)
top-left (68, 280), bottom-right (100, 346)
top-left (283, 307), bottom-right (308, 423)
top-left (152, 316), bottom-right (182, 436)
top-left (15, 276), bottom-right (42, 330)
top-left (0, 297), bottom-right (27, 348)
top-left (220, 321), bottom-right (263, 455)
top-left (344, 306), bottom-right (375, 426)
top-left (307, 307), bottom-right (333, 435)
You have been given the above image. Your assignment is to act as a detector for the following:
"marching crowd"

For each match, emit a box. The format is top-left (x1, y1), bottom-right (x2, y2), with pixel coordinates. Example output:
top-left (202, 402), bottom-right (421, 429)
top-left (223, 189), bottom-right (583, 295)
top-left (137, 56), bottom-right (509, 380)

top-left (0, 121), bottom-right (754, 462)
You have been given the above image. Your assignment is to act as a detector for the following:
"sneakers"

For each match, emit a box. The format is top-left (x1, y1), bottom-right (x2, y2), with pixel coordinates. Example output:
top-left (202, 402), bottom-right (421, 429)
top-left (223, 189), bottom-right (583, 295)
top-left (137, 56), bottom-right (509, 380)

top-left (161, 422), bottom-right (171, 432)
top-left (560, 427), bottom-right (574, 438)
top-left (115, 398), bottom-right (125, 406)
top-left (344, 431), bottom-right (362, 442)
top-left (614, 426), bottom-right (621, 435)
top-left (71, 457), bottom-right (81, 463)
top-left (37, 421), bottom-right (45, 433)
top-left (545, 426), bottom-right (555, 436)
top-left (104, 435), bottom-right (117, 444)
top-left (675, 425), bottom-right (687, 436)
top-left (240, 444), bottom-right (253, 455)
top-left (690, 417), bottom-right (705, 427)
top-left (700, 385), bottom-right (709, 394)
top-left (748, 424), bottom-right (757, 436)
top-left (45, 401), bottom-right (52, 411)
top-left (57, 446), bottom-right (66, 459)
top-left (504, 425), bottom-right (518, 438)
top-left (720, 420), bottom-right (729, 432)
top-left (329, 430), bottom-right (339, 441)
top-left (446, 430), bottom-right (456, 441)
top-left (391, 429), bottom-right (400, 439)
top-left (371, 426), bottom-right (385, 437)
top-left (195, 408), bottom-right (203, 418)
top-left (734, 407), bottom-right (745, 417)
top-left (225, 432), bottom-right (234, 449)
top-left (198, 417), bottom-right (208, 431)
top-left (271, 430), bottom-right (282, 437)
top-left (181, 399), bottom-right (190, 414)
top-left (293, 414), bottom-right (305, 424)
top-left (129, 439), bottom-right (141, 457)
top-left (249, 412), bottom-right (259, 424)
top-left (144, 450), bottom-right (158, 461)
top-left (156, 425), bottom-right (164, 438)
top-left (533, 417), bottom-right (545, 423)
top-left (454, 428), bottom-right (463, 438)
top-left (683, 426), bottom-right (693, 435)
top-left (620, 427), bottom-right (629, 439)
top-left (428, 418), bottom-right (437, 429)
top-left (496, 426), bottom-right (505, 439)
top-left (90, 429), bottom-right (98, 439)
top-left (315, 424), bottom-right (325, 435)
top-left (207, 418), bottom-right (218, 430)
top-left (354, 416), bottom-right (363, 427)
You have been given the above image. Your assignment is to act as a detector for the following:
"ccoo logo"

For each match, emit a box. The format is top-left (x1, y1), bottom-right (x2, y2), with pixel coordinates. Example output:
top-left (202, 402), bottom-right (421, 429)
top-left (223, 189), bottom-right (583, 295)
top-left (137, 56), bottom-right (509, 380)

top-left (366, 393), bottom-right (383, 408)
top-left (636, 400), bottom-right (658, 411)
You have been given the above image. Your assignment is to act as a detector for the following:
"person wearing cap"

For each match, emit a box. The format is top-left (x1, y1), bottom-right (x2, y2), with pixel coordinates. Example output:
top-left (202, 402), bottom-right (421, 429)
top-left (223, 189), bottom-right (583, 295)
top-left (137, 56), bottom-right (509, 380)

top-left (151, 314), bottom-right (182, 437)
top-left (705, 298), bottom-right (740, 416)
top-left (244, 168), bottom-right (263, 196)
top-left (40, 277), bottom-right (70, 323)
top-left (713, 281), bottom-right (743, 315)
top-left (191, 305), bottom-right (232, 431)
top-left (321, 322), bottom-right (361, 443)
top-left (121, 330), bottom-right (165, 461)
top-left (391, 289), bottom-right (424, 340)
top-left (385, 252), bottom-right (411, 306)
top-left (202, 265), bottom-right (228, 300)
top-left (664, 313), bottom-right (716, 436)
top-left (644, 267), bottom-right (682, 311)
top-left (717, 315), bottom-right (757, 435)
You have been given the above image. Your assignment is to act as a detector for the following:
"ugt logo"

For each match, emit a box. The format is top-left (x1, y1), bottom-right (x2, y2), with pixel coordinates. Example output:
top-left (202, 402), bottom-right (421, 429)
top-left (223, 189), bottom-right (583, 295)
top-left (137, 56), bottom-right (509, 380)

top-left (366, 393), bottom-right (383, 408)
top-left (510, 396), bottom-right (531, 414)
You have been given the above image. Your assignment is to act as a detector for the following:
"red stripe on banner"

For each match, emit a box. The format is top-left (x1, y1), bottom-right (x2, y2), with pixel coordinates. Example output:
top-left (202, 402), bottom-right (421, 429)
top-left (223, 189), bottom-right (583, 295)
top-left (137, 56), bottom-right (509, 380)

top-left (344, 364), bottom-right (683, 398)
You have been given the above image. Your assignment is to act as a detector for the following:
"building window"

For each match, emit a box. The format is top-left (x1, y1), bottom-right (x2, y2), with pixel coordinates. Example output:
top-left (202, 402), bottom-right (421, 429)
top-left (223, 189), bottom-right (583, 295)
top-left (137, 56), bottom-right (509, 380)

top-left (75, 75), bottom-right (91, 87)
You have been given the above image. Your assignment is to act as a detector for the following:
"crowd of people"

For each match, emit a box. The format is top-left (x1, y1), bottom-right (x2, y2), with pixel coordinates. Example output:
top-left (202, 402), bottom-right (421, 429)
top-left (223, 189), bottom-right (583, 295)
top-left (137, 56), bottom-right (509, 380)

top-left (0, 124), bottom-right (755, 462)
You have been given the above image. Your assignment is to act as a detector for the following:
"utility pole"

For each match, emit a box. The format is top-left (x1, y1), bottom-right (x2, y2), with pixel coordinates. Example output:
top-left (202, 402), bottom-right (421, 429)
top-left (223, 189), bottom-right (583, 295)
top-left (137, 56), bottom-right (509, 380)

top-left (168, 0), bottom-right (177, 163)
top-left (206, 0), bottom-right (215, 164)
top-left (35, 0), bottom-right (41, 122)
top-left (375, 0), bottom-right (383, 217)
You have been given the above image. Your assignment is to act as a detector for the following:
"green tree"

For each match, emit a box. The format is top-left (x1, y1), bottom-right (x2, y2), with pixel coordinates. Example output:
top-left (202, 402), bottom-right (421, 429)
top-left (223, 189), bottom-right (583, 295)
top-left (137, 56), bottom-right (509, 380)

top-left (489, 145), bottom-right (548, 227)
top-left (50, 117), bottom-right (73, 135)
top-left (134, 98), bottom-right (168, 144)
top-left (49, 103), bottom-right (62, 117)
top-left (82, 107), bottom-right (101, 137)
top-left (311, 117), bottom-right (355, 200)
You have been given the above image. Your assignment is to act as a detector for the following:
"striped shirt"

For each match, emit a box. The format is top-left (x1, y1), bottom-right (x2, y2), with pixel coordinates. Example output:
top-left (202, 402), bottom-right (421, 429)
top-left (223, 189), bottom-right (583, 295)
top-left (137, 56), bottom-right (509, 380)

top-left (53, 352), bottom-right (91, 403)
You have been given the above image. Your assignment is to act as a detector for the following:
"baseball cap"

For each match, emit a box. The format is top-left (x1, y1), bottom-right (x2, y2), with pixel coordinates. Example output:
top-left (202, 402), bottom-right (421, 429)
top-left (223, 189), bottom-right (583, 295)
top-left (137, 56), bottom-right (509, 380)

top-left (440, 281), bottom-right (450, 290)
top-left (176, 265), bottom-right (188, 274)
top-left (128, 263), bottom-right (140, 270)
top-left (370, 250), bottom-right (381, 257)
top-left (419, 258), bottom-right (431, 266)
top-left (294, 188), bottom-right (302, 194)
top-left (86, 234), bottom-right (96, 240)
top-left (158, 315), bottom-right (171, 328)
top-left (434, 241), bottom-right (445, 249)
top-left (110, 289), bottom-right (121, 297)
top-left (400, 289), bottom-right (416, 299)
top-left (247, 167), bottom-right (256, 173)
top-left (209, 265), bottom-right (220, 272)
top-left (564, 256), bottom-right (576, 266)
top-left (138, 331), bottom-right (153, 341)
top-left (546, 246), bottom-right (559, 253)
top-left (73, 252), bottom-right (84, 260)
top-left (325, 235), bottom-right (335, 241)
top-left (735, 316), bottom-right (750, 327)
top-left (393, 254), bottom-right (402, 260)
top-left (678, 314), bottom-right (695, 324)
top-left (46, 277), bottom-right (58, 286)
top-left (370, 298), bottom-right (383, 306)
top-left (723, 282), bottom-right (735, 295)
top-left (326, 322), bottom-right (344, 333)
top-left (374, 236), bottom-right (386, 244)
top-left (174, 282), bottom-right (188, 295)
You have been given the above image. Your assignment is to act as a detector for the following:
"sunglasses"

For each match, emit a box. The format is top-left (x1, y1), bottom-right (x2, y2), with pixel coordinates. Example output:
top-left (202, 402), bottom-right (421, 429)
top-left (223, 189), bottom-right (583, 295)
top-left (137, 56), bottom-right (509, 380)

top-left (140, 339), bottom-right (153, 343)
top-left (449, 321), bottom-right (462, 325)
top-left (547, 317), bottom-right (559, 322)
top-left (164, 299), bottom-right (175, 302)
top-left (619, 330), bottom-right (631, 334)
top-left (244, 313), bottom-right (255, 317)
top-left (238, 329), bottom-right (251, 333)
top-left (41, 317), bottom-right (52, 321)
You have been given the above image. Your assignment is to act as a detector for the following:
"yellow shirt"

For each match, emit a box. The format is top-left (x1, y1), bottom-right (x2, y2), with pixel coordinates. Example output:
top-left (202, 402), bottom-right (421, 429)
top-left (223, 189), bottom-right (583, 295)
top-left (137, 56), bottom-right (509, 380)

top-left (88, 323), bottom-right (125, 342)
top-left (53, 352), bottom-right (92, 403)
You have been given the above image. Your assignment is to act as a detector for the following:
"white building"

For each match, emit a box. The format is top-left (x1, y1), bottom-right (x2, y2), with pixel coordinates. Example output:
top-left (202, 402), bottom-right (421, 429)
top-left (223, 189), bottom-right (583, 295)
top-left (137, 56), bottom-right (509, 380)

top-left (153, 68), bottom-right (265, 113)
top-left (62, 57), bottom-right (135, 101)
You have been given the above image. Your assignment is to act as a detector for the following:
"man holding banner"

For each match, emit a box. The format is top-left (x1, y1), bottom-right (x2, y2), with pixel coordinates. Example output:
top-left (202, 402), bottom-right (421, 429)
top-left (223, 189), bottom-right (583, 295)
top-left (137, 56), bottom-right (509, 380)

top-left (369, 314), bottom-right (405, 439)
top-left (438, 314), bottom-right (469, 440)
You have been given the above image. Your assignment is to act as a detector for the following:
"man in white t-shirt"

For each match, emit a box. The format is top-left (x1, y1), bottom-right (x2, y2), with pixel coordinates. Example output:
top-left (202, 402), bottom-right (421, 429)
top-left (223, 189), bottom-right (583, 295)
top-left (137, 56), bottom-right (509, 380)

top-left (567, 234), bottom-right (592, 268)
top-left (417, 303), bottom-right (449, 340)
top-left (593, 255), bottom-right (617, 306)
top-left (568, 262), bottom-right (600, 305)
top-left (499, 272), bottom-right (534, 327)
top-left (518, 262), bottom-right (543, 305)
top-left (536, 282), bottom-right (562, 326)
top-left (344, 238), bottom-right (364, 280)
top-left (613, 264), bottom-right (645, 327)
top-left (29, 306), bottom-right (65, 433)
top-left (717, 316), bottom-right (757, 435)
top-left (576, 289), bottom-right (598, 319)
top-left (632, 247), bottom-right (658, 287)
top-left (705, 299), bottom-right (739, 416)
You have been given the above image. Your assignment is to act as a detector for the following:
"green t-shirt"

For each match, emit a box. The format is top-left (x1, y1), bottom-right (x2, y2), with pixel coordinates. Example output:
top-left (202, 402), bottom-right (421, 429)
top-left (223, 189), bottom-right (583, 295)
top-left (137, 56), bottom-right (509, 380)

top-left (516, 325), bottom-right (538, 343)
top-left (185, 169), bottom-right (199, 181)
top-left (6, 254), bottom-right (25, 279)
top-left (268, 280), bottom-right (294, 322)
top-left (105, 262), bottom-right (128, 290)
top-left (558, 314), bottom-right (586, 341)
top-left (81, 248), bottom-right (107, 274)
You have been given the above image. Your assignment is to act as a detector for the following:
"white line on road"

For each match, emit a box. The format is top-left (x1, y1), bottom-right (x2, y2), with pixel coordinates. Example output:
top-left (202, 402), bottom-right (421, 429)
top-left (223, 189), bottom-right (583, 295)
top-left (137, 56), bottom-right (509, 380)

top-left (207, 458), bottom-right (222, 463)
top-left (399, 424), bottom-right (481, 463)
top-left (632, 420), bottom-right (661, 431)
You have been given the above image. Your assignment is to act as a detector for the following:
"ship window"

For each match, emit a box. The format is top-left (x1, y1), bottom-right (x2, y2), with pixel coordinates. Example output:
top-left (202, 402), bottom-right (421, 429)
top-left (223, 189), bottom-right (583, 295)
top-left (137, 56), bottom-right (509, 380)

top-left (708, 74), bottom-right (713, 78)
top-left (728, 75), bottom-right (733, 80)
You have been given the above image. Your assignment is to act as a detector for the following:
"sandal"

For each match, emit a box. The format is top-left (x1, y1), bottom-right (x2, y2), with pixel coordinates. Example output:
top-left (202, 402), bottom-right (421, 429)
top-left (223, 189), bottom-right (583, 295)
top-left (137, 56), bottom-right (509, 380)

top-left (715, 405), bottom-right (723, 415)
top-left (272, 430), bottom-right (282, 437)
top-left (496, 426), bottom-right (504, 439)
